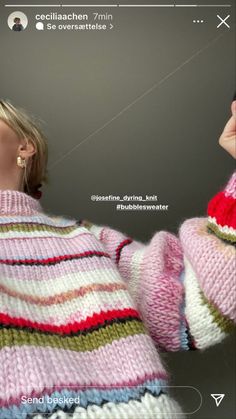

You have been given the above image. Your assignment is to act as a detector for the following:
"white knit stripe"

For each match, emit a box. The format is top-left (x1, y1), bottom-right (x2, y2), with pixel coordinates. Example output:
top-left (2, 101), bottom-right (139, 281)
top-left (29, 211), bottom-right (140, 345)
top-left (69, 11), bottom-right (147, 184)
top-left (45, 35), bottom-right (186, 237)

top-left (183, 256), bottom-right (227, 349)
top-left (0, 226), bottom-right (88, 240)
top-left (0, 288), bottom-right (136, 325)
top-left (129, 248), bottom-right (145, 308)
top-left (0, 268), bottom-right (124, 298)
top-left (33, 392), bottom-right (185, 419)
top-left (208, 216), bottom-right (236, 237)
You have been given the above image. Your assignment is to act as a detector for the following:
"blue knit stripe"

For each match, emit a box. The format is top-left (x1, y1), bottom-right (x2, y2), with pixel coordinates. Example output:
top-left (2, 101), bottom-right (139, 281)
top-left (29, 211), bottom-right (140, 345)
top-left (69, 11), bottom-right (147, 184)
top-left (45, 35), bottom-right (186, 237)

top-left (0, 378), bottom-right (168, 419)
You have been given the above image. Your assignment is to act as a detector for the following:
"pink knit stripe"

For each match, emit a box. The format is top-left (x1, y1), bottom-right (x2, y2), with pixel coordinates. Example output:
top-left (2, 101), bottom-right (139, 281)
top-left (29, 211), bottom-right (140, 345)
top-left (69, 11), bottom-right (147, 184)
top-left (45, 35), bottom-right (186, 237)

top-left (0, 232), bottom-right (107, 259)
top-left (0, 189), bottom-right (43, 215)
top-left (0, 335), bottom-right (167, 403)
top-left (0, 255), bottom-right (114, 280)
top-left (0, 227), bottom-right (89, 243)
top-left (0, 372), bottom-right (167, 409)
top-left (180, 218), bottom-right (236, 322)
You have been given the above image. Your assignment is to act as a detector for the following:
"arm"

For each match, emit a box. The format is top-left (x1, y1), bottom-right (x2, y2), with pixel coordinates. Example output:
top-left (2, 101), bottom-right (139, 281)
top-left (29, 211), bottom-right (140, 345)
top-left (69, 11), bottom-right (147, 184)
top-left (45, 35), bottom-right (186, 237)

top-left (81, 172), bottom-right (236, 353)
top-left (179, 171), bottom-right (236, 351)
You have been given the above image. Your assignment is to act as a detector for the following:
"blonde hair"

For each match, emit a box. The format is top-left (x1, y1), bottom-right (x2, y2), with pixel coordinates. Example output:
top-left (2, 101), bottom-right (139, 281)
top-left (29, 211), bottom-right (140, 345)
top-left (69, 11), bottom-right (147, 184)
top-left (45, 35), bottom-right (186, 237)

top-left (0, 99), bottom-right (49, 198)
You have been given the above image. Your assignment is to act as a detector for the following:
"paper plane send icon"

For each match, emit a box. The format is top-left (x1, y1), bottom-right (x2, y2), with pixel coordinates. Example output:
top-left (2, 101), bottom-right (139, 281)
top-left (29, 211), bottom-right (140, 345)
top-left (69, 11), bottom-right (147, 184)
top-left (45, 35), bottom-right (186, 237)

top-left (211, 394), bottom-right (225, 407)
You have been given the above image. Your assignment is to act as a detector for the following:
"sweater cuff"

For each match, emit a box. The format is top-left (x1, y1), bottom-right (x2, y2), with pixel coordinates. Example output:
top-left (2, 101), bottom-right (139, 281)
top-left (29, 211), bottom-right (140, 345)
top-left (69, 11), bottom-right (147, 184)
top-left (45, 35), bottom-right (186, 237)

top-left (207, 171), bottom-right (236, 245)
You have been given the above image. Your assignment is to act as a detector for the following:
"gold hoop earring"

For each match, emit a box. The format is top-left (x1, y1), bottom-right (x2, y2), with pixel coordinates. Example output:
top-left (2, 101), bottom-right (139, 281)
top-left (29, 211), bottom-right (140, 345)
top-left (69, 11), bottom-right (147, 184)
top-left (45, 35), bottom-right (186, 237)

top-left (17, 156), bottom-right (26, 168)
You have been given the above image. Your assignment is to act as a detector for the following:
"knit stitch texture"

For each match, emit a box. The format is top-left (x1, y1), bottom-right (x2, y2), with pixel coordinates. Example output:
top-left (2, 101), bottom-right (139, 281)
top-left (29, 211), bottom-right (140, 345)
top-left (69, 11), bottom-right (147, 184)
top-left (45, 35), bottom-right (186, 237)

top-left (0, 172), bottom-right (235, 419)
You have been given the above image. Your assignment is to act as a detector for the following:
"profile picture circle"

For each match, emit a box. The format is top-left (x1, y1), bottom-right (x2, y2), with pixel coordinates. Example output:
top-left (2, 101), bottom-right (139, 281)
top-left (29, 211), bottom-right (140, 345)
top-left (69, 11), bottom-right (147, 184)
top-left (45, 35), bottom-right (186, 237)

top-left (8, 11), bottom-right (28, 31)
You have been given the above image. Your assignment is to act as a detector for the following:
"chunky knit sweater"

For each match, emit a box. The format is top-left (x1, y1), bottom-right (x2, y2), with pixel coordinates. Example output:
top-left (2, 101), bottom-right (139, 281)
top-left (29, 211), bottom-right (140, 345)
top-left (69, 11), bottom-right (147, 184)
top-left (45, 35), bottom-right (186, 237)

top-left (0, 172), bottom-right (235, 419)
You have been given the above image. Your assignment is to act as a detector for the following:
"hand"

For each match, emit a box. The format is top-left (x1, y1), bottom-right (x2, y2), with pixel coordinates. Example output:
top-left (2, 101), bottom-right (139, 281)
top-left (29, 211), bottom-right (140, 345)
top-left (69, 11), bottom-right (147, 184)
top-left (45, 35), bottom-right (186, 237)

top-left (219, 100), bottom-right (236, 159)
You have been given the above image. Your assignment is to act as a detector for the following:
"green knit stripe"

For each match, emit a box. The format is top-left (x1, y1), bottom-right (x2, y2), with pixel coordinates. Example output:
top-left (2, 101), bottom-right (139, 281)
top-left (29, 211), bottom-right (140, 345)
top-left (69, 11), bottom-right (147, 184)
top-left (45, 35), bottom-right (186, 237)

top-left (0, 223), bottom-right (77, 235)
top-left (199, 290), bottom-right (235, 333)
top-left (207, 223), bottom-right (236, 245)
top-left (0, 319), bottom-right (147, 351)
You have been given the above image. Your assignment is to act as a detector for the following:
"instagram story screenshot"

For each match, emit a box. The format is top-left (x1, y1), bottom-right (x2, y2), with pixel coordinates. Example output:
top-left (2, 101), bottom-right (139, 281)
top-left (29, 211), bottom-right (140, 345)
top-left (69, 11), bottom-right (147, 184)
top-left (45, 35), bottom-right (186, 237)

top-left (0, 1), bottom-right (235, 418)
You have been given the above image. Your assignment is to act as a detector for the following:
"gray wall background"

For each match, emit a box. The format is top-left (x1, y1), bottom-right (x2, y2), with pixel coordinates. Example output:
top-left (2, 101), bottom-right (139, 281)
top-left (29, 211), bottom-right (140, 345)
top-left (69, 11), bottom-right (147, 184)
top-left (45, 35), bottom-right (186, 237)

top-left (0, 0), bottom-right (235, 417)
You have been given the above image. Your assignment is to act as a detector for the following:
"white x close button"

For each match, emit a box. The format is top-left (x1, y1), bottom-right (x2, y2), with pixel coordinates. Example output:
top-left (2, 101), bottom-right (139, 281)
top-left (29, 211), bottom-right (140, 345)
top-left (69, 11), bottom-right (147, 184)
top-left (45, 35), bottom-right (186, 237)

top-left (217, 15), bottom-right (230, 29)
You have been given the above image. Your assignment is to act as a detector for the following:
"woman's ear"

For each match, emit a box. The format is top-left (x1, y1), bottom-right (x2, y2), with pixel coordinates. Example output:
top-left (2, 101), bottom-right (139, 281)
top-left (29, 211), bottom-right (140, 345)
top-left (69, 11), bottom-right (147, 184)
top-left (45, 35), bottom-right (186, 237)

top-left (18, 138), bottom-right (36, 159)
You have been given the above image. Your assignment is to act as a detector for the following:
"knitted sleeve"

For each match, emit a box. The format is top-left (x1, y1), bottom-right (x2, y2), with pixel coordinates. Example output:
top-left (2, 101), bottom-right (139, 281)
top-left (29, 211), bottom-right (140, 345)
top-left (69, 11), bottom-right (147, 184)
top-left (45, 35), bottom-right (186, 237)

top-left (80, 172), bottom-right (236, 352)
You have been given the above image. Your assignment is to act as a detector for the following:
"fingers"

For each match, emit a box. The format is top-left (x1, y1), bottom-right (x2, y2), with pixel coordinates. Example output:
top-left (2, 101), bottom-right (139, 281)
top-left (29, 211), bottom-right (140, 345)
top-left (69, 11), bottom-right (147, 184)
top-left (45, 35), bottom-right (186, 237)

top-left (222, 101), bottom-right (236, 136)
top-left (221, 115), bottom-right (236, 136)
top-left (219, 137), bottom-right (236, 158)
top-left (219, 100), bottom-right (236, 159)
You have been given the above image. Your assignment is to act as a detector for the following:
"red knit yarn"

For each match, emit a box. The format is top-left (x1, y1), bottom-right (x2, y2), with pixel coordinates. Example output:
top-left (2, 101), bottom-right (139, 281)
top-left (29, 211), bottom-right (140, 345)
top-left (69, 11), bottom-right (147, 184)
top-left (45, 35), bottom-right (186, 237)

top-left (0, 308), bottom-right (140, 334)
top-left (207, 191), bottom-right (236, 229)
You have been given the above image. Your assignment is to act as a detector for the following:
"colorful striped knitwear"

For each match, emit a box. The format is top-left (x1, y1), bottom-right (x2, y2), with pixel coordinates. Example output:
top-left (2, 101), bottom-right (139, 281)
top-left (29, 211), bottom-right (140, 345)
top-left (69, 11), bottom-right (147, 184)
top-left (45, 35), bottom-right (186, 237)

top-left (0, 171), bottom-right (235, 419)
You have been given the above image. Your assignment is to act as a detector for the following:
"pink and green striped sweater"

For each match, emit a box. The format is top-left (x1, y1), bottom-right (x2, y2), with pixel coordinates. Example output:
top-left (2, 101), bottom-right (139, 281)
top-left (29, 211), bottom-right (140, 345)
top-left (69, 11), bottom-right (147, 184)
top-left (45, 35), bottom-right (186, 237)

top-left (0, 172), bottom-right (235, 419)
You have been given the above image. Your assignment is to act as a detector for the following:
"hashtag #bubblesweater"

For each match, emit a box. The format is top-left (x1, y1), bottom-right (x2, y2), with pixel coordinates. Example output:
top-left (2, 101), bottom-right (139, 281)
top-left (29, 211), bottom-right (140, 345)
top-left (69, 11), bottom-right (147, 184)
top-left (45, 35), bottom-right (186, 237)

top-left (0, 172), bottom-right (235, 419)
